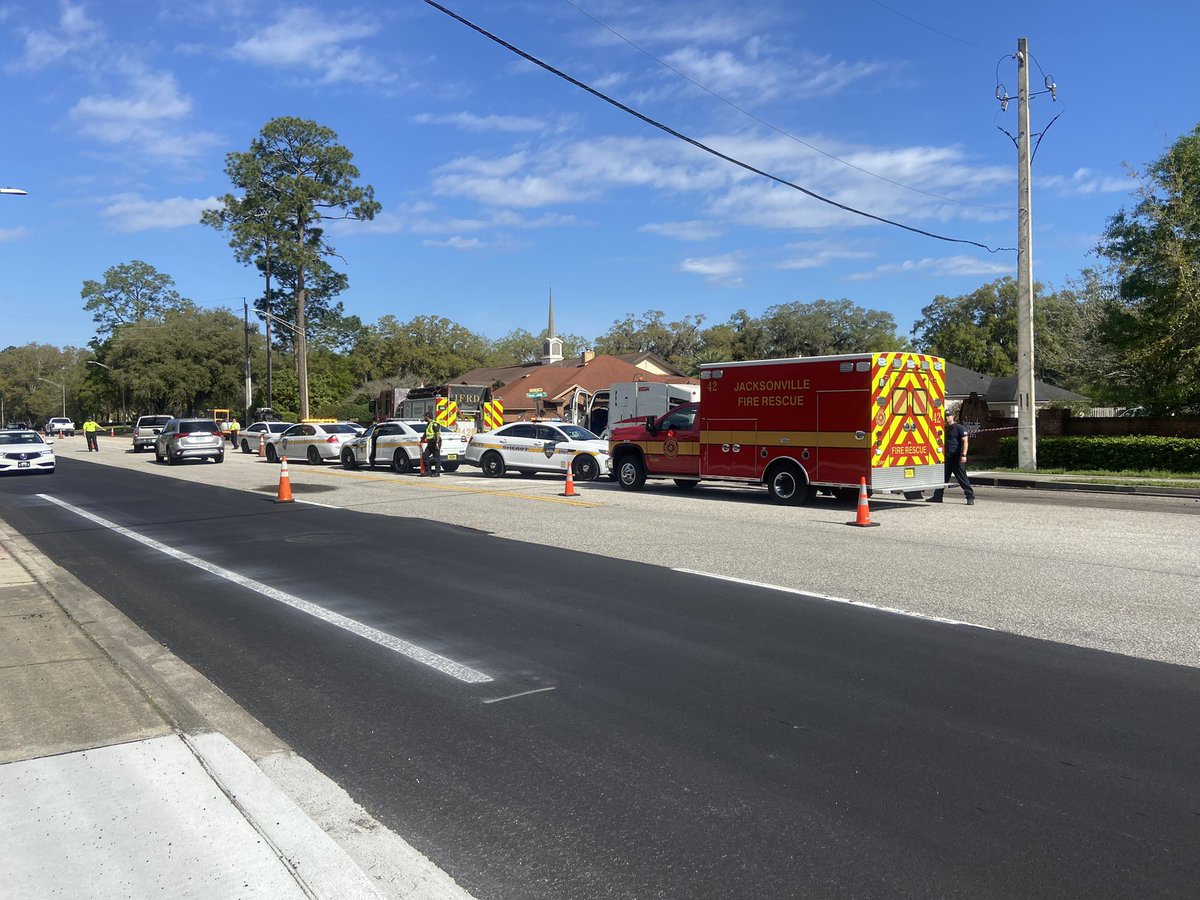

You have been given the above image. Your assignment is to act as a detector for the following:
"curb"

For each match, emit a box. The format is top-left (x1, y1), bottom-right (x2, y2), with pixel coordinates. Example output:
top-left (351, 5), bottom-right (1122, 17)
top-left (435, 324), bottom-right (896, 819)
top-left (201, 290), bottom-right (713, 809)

top-left (973, 474), bottom-right (1200, 499)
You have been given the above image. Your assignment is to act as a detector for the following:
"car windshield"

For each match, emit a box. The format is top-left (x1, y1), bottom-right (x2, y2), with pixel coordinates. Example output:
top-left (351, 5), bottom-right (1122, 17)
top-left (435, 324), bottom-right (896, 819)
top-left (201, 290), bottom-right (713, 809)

top-left (268, 423), bottom-right (292, 432)
top-left (0, 432), bottom-right (46, 445)
top-left (179, 420), bottom-right (219, 434)
top-left (555, 424), bottom-right (600, 441)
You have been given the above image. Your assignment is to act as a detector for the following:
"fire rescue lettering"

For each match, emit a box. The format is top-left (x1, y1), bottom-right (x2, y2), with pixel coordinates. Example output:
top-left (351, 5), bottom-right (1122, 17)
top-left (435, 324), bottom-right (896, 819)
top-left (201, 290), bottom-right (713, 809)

top-left (735, 378), bottom-right (810, 408)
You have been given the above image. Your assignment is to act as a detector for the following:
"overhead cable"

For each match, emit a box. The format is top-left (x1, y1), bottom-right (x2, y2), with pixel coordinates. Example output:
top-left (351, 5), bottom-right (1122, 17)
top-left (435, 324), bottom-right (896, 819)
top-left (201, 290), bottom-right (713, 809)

top-left (564, 0), bottom-right (1010, 212)
top-left (424, 1), bottom-right (1013, 254)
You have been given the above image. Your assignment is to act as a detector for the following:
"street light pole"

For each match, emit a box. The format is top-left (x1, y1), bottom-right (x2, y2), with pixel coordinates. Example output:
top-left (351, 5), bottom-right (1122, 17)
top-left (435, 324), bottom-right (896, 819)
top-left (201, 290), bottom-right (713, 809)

top-left (37, 377), bottom-right (66, 418)
top-left (243, 300), bottom-right (253, 415)
top-left (87, 360), bottom-right (126, 423)
top-left (258, 309), bottom-right (306, 415)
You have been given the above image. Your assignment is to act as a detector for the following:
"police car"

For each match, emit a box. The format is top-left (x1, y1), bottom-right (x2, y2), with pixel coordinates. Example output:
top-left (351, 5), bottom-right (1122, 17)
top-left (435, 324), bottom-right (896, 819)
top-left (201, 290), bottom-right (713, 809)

top-left (238, 420), bottom-right (294, 454)
top-left (341, 420), bottom-right (467, 473)
top-left (265, 421), bottom-right (359, 465)
top-left (465, 421), bottom-right (611, 480)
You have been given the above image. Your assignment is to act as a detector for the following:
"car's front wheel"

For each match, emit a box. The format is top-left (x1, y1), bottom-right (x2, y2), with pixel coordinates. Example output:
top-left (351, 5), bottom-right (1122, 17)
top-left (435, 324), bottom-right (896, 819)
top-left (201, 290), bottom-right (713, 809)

top-left (481, 451), bottom-right (506, 477)
top-left (573, 454), bottom-right (600, 482)
top-left (392, 449), bottom-right (412, 474)
top-left (266, 444), bottom-right (279, 463)
top-left (342, 448), bottom-right (358, 469)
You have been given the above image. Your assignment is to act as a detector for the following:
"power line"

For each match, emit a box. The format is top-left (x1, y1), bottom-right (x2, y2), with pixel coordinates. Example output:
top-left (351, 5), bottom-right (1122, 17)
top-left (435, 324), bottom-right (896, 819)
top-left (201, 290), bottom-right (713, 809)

top-left (867, 0), bottom-right (1000, 53)
top-left (423, 1), bottom-right (1014, 254)
top-left (562, 0), bottom-right (1010, 212)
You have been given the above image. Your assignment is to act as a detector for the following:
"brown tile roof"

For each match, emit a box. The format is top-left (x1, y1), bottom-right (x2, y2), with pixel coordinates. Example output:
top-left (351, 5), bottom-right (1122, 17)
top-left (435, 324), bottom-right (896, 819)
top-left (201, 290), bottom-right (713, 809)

top-left (459, 355), bottom-right (696, 418)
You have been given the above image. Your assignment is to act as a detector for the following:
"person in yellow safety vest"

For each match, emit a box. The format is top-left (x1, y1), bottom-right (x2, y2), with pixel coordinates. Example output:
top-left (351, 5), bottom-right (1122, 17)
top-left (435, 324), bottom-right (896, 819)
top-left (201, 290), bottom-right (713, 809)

top-left (229, 418), bottom-right (240, 447)
top-left (422, 413), bottom-right (441, 477)
top-left (83, 417), bottom-right (100, 452)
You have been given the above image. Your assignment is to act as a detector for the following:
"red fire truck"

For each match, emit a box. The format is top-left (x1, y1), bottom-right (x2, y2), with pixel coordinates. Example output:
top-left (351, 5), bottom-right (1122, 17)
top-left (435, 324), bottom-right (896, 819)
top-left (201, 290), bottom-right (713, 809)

top-left (608, 352), bottom-right (947, 504)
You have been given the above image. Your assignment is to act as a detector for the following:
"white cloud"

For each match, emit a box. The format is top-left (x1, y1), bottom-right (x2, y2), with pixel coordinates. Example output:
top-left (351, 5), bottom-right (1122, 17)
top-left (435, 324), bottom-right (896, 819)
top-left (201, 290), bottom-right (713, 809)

top-left (639, 220), bottom-right (723, 241)
top-left (70, 66), bottom-right (221, 161)
top-left (414, 112), bottom-right (549, 134)
top-left (1039, 168), bottom-right (1131, 196)
top-left (231, 8), bottom-right (393, 86)
top-left (422, 236), bottom-right (484, 250)
top-left (846, 255), bottom-right (1011, 281)
top-left (100, 194), bottom-right (221, 232)
top-left (6, 1), bottom-right (102, 72)
top-left (679, 252), bottom-right (744, 285)
top-left (777, 241), bottom-right (874, 270)
top-left (663, 45), bottom-right (883, 102)
top-left (0, 226), bottom-right (30, 242)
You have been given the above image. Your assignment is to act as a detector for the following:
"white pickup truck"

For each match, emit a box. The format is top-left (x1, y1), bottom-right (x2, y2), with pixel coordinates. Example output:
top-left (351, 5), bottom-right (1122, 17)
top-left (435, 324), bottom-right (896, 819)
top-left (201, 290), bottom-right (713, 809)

top-left (131, 414), bottom-right (172, 452)
top-left (46, 417), bottom-right (75, 437)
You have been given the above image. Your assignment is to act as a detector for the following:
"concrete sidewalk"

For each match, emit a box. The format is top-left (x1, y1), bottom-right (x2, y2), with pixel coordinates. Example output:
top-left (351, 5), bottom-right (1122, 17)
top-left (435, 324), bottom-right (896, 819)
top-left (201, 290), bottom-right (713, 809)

top-left (0, 519), bottom-right (473, 900)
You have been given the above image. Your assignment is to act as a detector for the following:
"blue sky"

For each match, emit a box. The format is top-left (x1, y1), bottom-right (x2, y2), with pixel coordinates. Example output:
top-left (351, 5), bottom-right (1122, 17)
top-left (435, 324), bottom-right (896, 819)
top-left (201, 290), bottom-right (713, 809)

top-left (2, 0), bottom-right (1197, 351)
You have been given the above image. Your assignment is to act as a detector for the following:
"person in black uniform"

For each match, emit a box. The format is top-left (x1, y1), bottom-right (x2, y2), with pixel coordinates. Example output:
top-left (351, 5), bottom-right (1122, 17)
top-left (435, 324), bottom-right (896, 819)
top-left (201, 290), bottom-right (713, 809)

top-left (928, 412), bottom-right (975, 505)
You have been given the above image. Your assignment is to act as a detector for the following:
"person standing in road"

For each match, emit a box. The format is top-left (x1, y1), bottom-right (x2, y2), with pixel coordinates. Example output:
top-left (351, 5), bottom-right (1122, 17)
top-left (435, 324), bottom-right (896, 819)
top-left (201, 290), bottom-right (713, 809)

top-left (422, 413), bottom-right (441, 477)
top-left (928, 412), bottom-right (975, 505)
top-left (229, 417), bottom-right (240, 447)
top-left (82, 416), bottom-right (100, 452)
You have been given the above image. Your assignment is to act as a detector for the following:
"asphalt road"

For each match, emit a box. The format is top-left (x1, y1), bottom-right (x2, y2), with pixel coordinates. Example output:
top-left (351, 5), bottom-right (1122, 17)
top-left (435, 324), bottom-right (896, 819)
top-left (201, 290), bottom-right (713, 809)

top-left (2, 454), bottom-right (1197, 898)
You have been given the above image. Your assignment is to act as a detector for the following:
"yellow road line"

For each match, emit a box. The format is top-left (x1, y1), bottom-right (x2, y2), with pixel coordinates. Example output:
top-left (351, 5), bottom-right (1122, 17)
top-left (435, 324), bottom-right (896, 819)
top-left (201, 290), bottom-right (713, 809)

top-left (304, 466), bottom-right (602, 506)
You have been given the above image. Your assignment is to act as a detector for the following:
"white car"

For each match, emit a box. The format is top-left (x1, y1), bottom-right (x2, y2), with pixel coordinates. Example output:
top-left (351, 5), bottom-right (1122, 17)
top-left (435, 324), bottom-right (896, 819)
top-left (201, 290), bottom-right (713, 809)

top-left (398, 420), bottom-right (468, 472)
top-left (0, 429), bottom-right (55, 475)
top-left (266, 421), bottom-right (359, 465)
top-left (238, 420), bottom-right (294, 454)
top-left (465, 421), bottom-right (611, 481)
top-left (341, 420), bottom-right (467, 473)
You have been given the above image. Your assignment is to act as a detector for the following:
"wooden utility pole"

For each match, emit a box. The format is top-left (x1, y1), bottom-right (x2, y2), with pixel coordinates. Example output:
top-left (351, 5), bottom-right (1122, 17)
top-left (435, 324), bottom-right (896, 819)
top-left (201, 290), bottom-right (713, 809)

top-left (1015, 37), bottom-right (1038, 470)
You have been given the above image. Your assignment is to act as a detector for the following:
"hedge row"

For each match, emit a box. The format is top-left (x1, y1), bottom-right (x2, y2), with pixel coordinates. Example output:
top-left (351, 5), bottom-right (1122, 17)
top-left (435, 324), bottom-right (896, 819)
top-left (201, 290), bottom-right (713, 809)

top-left (994, 435), bottom-right (1200, 472)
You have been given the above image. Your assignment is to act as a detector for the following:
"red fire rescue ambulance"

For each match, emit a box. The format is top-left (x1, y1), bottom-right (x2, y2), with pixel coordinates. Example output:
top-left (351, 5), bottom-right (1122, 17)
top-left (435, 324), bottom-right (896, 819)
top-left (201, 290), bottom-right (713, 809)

top-left (608, 352), bottom-right (947, 504)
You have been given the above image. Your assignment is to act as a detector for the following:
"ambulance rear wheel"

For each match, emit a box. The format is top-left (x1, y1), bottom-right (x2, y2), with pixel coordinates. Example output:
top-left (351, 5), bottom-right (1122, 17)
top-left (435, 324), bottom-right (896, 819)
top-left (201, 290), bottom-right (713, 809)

top-left (615, 456), bottom-right (646, 491)
top-left (673, 479), bottom-right (700, 490)
top-left (766, 463), bottom-right (814, 506)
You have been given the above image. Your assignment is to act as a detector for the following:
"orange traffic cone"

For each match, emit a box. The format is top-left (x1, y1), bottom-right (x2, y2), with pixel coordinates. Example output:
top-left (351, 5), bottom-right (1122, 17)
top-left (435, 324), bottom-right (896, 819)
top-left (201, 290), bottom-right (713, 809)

top-left (275, 456), bottom-right (294, 503)
top-left (110, 427), bottom-right (115, 437)
top-left (419, 445), bottom-right (427, 476)
top-left (257, 432), bottom-right (265, 457)
top-left (847, 477), bottom-right (878, 527)
top-left (561, 465), bottom-right (577, 497)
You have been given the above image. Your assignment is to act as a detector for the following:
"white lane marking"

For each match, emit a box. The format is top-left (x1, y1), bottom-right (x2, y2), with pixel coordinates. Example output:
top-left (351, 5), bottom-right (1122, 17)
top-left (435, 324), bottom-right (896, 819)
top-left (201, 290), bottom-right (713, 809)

top-left (38, 494), bottom-right (493, 684)
top-left (673, 568), bottom-right (993, 630)
top-left (481, 686), bottom-right (556, 705)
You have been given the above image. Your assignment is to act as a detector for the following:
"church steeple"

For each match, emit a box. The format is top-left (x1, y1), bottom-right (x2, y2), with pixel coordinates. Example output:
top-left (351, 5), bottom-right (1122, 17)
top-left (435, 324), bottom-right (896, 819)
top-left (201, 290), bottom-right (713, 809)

top-left (541, 287), bottom-right (563, 365)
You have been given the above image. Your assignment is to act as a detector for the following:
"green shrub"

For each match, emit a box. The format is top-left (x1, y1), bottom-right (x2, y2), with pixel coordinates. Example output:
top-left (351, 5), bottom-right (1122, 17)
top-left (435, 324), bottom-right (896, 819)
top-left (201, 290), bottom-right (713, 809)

top-left (995, 435), bottom-right (1200, 472)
